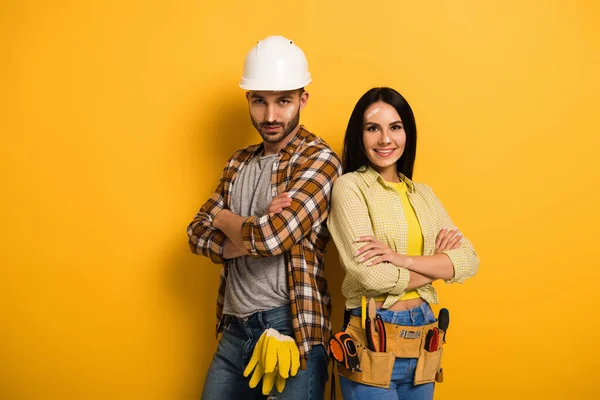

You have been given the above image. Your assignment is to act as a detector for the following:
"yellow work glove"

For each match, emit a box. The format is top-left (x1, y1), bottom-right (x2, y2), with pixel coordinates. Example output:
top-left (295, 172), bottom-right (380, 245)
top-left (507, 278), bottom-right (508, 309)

top-left (243, 328), bottom-right (300, 395)
top-left (244, 329), bottom-right (269, 391)
top-left (262, 329), bottom-right (300, 378)
top-left (260, 366), bottom-right (286, 395)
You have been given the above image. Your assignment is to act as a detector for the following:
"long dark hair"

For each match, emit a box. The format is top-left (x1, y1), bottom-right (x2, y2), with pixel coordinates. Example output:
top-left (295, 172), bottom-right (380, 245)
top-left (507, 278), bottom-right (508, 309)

top-left (342, 87), bottom-right (417, 179)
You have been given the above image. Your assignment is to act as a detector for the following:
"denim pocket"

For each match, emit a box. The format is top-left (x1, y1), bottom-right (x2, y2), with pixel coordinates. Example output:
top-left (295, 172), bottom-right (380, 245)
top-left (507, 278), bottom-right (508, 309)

top-left (423, 305), bottom-right (437, 325)
top-left (221, 315), bottom-right (233, 332)
top-left (263, 311), bottom-right (293, 335)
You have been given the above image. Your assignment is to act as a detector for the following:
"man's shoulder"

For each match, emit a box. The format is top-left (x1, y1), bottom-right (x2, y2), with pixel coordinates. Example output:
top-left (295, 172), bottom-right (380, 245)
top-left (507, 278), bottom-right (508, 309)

top-left (296, 127), bottom-right (340, 160)
top-left (226, 144), bottom-right (261, 164)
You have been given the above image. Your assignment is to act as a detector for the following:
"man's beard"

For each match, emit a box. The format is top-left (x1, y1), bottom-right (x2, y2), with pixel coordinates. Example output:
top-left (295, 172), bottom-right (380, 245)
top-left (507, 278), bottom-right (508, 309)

top-left (251, 109), bottom-right (300, 144)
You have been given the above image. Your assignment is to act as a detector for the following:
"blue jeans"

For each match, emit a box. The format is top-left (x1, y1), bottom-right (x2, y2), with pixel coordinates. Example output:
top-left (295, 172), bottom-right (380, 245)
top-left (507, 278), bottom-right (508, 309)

top-left (339, 302), bottom-right (437, 400)
top-left (201, 304), bottom-right (329, 400)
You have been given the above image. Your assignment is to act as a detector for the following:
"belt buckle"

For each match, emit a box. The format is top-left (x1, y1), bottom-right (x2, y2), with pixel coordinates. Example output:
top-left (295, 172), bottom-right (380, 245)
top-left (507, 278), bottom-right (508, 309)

top-left (400, 330), bottom-right (421, 339)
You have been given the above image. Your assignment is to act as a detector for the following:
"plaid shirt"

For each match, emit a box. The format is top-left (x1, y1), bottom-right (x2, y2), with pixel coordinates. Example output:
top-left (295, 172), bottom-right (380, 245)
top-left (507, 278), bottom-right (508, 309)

top-left (187, 126), bottom-right (342, 367)
top-left (328, 166), bottom-right (479, 309)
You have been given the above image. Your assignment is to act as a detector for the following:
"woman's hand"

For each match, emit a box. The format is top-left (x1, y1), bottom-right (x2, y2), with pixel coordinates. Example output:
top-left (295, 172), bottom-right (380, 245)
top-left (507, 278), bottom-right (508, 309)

top-left (354, 236), bottom-right (410, 267)
top-left (434, 228), bottom-right (462, 254)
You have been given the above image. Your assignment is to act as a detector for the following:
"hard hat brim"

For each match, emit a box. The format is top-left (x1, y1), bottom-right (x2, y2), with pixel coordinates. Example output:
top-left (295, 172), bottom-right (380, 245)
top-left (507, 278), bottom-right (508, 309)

top-left (239, 77), bottom-right (312, 91)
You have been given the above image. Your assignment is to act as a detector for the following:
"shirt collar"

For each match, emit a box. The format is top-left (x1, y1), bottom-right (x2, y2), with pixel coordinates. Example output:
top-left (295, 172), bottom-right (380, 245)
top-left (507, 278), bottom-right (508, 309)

top-left (279, 125), bottom-right (308, 160)
top-left (357, 165), bottom-right (416, 192)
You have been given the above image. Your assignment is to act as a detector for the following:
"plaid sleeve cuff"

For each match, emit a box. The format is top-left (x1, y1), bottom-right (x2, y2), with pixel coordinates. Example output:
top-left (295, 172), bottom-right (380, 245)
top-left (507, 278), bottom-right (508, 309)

top-left (241, 216), bottom-right (261, 257)
top-left (205, 230), bottom-right (228, 264)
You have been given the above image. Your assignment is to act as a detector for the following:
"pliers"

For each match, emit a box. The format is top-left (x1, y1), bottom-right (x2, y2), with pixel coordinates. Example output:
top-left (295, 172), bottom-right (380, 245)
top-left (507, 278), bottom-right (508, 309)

top-left (365, 311), bottom-right (387, 352)
top-left (375, 314), bottom-right (386, 352)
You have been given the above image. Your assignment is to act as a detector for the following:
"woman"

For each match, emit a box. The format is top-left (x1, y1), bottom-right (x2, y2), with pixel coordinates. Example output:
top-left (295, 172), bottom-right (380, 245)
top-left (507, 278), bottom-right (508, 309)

top-left (328, 87), bottom-right (479, 399)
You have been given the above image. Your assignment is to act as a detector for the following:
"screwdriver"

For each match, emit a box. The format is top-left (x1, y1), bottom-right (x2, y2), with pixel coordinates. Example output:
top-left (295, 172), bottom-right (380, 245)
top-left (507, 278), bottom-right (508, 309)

top-left (438, 308), bottom-right (449, 342)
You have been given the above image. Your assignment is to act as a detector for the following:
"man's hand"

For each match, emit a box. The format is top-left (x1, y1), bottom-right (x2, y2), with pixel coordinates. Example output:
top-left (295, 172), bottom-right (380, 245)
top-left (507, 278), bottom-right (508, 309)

top-left (354, 236), bottom-right (410, 267)
top-left (268, 192), bottom-right (292, 214)
top-left (223, 239), bottom-right (247, 259)
top-left (212, 208), bottom-right (225, 228)
top-left (434, 228), bottom-right (462, 254)
top-left (212, 209), bottom-right (246, 251)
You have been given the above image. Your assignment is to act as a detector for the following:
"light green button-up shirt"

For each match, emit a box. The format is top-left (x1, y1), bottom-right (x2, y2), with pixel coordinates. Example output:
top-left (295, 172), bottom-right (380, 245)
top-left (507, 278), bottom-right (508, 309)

top-left (328, 166), bottom-right (479, 309)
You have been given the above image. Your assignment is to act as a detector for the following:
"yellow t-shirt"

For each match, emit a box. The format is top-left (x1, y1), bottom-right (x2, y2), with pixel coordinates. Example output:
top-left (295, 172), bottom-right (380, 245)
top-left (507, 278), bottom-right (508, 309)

top-left (389, 180), bottom-right (423, 301)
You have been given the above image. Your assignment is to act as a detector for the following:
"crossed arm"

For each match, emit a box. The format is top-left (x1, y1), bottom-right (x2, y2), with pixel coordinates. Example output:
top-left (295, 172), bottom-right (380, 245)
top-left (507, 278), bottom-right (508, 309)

top-left (354, 230), bottom-right (461, 285)
top-left (188, 190), bottom-right (295, 262)
top-left (214, 192), bottom-right (294, 260)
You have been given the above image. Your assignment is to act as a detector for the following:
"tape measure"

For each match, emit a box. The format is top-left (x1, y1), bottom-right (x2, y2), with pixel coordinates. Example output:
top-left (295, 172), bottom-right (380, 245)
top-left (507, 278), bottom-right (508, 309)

top-left (329, 332), bottom-right (361, 373)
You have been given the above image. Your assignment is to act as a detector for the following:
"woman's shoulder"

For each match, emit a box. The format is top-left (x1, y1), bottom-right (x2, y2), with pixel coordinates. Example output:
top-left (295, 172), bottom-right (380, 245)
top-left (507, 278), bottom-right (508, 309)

top-left (332, 172), bottom-right (370, 198)
top-left (334, 171), bottom-right (365, 187)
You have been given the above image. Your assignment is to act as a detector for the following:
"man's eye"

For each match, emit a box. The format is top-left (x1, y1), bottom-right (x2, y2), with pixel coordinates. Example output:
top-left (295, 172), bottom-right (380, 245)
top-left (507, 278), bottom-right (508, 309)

top-left (253, 99), bottom-right (264, 104)
top-left (279, 100), bottom-right (291, 105)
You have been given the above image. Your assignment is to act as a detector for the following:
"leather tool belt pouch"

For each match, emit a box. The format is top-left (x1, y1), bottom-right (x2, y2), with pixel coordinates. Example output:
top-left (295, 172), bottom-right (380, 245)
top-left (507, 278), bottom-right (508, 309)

top-left (338, 315), bottom-right (444, 388)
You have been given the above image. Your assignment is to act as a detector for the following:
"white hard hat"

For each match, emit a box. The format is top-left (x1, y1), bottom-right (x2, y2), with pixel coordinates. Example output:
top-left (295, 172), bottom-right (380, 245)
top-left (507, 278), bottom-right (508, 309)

top-left (239, 36), bottom-right (312, 91)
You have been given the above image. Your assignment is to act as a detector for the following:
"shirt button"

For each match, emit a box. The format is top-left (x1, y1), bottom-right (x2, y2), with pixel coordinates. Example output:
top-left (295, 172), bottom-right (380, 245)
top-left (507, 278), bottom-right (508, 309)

top-left (289, 150), bottom-right (293, 154)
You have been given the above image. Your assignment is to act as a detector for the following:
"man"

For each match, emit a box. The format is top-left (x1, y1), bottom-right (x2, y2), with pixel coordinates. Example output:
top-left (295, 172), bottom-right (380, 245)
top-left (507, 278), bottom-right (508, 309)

top-left (187, 36), bottom-right (342, 399)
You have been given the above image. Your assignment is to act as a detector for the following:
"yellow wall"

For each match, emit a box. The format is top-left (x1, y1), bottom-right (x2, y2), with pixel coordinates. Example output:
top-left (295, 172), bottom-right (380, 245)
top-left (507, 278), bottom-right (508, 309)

top-left (2, 0), bottom-right (599, 398)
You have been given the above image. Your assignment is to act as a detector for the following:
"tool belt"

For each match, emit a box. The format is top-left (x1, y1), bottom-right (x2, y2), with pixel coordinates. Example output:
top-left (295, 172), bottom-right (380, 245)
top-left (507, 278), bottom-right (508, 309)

top-left (338, 315), bottom-right (444, 388)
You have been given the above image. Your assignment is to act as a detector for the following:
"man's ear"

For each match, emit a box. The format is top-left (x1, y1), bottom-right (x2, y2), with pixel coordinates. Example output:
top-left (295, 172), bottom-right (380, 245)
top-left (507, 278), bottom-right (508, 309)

top-left (246, 91), bottom-right (250, 101)
top-left (299, 90), bottom-right (309, 112)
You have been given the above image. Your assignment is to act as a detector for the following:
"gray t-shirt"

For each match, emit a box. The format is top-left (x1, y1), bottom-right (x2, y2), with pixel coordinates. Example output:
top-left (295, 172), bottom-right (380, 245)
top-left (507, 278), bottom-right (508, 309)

top-left (223, 153), bottom-right (289, 318)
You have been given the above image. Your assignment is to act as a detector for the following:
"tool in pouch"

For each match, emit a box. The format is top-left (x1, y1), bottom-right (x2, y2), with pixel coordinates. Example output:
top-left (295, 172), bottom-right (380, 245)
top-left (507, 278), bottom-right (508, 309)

top-left (329, 301), bottom-right (362, 373)
top-left (364, 297), bottom-right (386, 352)
top-left (423, 308), bottom-right (450, 383)
top-left (424, 308), bottom-right (449, 351)
top-left (329, 332), bottom-right (361, 373)
top-left (424, 328), bottom-right (439, 351)
top-left (328, 310), bottom-right (362, 400)
top-left (330, 298), bottom-right (387, 373)
top-left (438, 307), bottom-right (449, 341)
top-left (437, 307), bottom-right (449, 382)
top-left (328, 298), bottom-right (387, 399)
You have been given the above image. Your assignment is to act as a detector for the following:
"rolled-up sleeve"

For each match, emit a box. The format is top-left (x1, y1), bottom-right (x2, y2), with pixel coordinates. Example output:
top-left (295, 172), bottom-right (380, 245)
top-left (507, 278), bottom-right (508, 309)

top-left (328, 177), bottom-right (410, 295)
top-left (187, 159), bottom-right (233, 264)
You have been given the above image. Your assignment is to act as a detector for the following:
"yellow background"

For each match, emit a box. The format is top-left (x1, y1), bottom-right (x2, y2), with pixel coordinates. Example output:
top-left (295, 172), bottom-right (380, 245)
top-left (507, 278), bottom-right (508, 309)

top-left (2, 0), bottom-right (599, 398)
